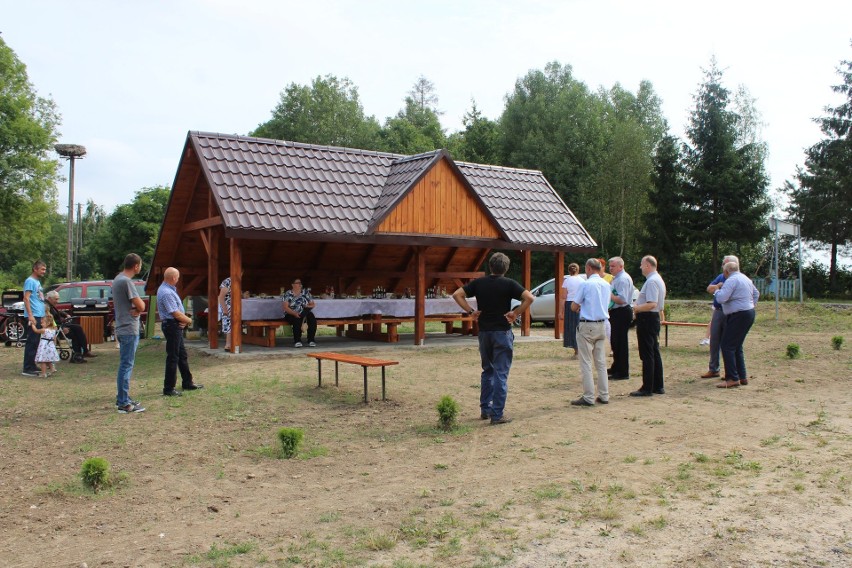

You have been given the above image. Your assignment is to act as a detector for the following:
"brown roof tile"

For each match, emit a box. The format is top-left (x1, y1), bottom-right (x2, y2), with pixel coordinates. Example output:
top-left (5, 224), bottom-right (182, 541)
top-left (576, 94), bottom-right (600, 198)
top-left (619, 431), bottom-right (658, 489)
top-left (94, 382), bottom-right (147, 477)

top-left (186, 132), bottom-right (595, 251)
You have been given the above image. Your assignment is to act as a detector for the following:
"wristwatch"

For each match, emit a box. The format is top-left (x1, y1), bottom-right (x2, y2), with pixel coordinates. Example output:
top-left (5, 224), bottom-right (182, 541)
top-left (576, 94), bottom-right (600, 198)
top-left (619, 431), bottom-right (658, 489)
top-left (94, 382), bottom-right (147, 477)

top-left (467, 308), bottom-right (475, 315)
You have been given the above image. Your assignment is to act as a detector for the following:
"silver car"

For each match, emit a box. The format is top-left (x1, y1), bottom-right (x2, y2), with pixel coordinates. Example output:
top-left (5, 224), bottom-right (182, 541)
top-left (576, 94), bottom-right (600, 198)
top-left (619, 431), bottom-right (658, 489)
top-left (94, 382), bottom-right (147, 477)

top-left (513, 277), bottom-right (638, 326)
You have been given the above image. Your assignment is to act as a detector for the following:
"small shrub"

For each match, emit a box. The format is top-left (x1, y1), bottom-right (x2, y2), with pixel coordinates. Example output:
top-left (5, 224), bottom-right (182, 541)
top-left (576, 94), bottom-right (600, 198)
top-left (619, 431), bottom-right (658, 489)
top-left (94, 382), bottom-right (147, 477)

top-left (277, 428), bottom-right (304, 459)
top-left (80, 457), bottom-right (110, 492)
top-left (786, 343), bottom-right (801, 359)
top-left (831, 336), bottom-right (843, 350)
top-left (436, 395), bottom-right (459, 431)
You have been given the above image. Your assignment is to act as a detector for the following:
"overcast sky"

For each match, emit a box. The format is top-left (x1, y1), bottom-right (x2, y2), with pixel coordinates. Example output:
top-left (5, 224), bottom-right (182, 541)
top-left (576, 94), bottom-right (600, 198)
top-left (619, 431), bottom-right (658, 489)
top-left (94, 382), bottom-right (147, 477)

top-left (3, 1), bottom-right (851, 235)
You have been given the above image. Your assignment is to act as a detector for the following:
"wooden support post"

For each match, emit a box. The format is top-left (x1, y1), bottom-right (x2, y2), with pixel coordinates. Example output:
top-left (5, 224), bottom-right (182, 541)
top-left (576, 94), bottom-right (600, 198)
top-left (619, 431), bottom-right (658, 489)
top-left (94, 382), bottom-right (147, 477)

top-left (520, 250), bottom-right (531, 337)
top-left (554, 251), bottom-right (564, 340)
top-left (207, 227), bottom-right (219, 349)
top-left (230, 239), bottom-right (243, 353)
top-left (414, 247), bottom-right (426, 345)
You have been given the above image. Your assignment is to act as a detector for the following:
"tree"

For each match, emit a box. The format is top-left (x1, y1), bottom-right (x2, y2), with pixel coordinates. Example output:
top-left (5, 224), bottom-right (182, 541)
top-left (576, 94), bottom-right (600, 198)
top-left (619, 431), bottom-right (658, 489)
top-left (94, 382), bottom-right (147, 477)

top-left (683, 58), bottom-right (770, 269)
top-left (379, 79), bottom-right (446, 154)
top-left (787, 49), bottom-right (852, 287)
top-left (643, 134), bottom-right (688, 266)
top-left (0, 37), bottom-right (62, 271)
top-left (251, 75), bottom-right (381, 149)
top-left (447, 100), bottom-right (500, 164)
top-left (88, 186), bottom-right (170, 277)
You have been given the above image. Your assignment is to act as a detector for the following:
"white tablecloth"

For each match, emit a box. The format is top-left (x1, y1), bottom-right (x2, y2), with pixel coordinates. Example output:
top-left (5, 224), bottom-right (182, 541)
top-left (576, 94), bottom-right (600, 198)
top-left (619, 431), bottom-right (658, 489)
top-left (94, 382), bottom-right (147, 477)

top-left (241, 298), bottom-right (475, 320)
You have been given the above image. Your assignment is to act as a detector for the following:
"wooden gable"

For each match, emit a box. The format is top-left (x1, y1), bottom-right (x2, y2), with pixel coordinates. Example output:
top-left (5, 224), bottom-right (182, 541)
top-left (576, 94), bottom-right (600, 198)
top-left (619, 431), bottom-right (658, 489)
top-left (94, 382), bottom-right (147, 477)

top-left (375, 157), bottom-right (500, 238)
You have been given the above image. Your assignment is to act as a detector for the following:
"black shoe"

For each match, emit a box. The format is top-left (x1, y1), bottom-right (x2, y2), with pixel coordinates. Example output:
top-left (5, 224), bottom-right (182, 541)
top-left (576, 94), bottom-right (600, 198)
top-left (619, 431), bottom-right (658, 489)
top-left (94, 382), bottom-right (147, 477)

top-left (480, 413), bottom-right (490, 420)
top-left (653, 389), bottom-right (665, 395)
top-left (490, 416), bottom-right (513, 425)
top-left (163, 390), bottom-right (183, 397)
top-left (596, 397), bottom-right (609, 404)
top-left (570, 397), bottom-right (594, 407)
top-left (629, 390), bottom-right (653, 397)
top-left (182, 383), bottom-right (203, 391)
top-left (609, 375), bottom-right (630, 380)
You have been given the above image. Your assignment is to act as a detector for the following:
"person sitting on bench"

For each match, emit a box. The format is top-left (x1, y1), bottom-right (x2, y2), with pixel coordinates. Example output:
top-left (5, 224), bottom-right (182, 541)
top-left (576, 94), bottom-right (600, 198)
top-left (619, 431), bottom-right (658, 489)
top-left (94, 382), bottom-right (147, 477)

top-left (281, 278), bottom-right (317, 348)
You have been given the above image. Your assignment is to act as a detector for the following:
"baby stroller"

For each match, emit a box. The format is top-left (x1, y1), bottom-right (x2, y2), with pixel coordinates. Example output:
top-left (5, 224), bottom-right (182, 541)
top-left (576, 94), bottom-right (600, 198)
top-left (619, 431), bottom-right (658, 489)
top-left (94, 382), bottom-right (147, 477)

top-left (1, 301), bottom-right (28, 347)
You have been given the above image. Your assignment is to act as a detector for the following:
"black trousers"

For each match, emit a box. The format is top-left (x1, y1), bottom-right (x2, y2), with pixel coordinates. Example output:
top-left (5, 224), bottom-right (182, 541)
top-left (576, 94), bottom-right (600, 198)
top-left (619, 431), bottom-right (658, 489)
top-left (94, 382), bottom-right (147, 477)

top-left (23, 316), bottom-right (41, 373)
top-left (162, 319), bottom-right (193, 392)
top-left (636, 312), bottom-right (664, 393)
top-left (284, 310), bottom-right (317, 343)
top-left (608, 306), bottom-right (632, 377)
top-left (62, 323), bottom-right (88, 354)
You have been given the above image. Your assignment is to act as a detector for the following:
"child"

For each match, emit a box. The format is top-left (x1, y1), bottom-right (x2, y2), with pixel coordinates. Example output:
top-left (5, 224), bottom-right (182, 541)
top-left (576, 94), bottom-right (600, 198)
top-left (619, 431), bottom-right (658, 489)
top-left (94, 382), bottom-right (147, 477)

top-left (31, 313), bottom-right (60, 377)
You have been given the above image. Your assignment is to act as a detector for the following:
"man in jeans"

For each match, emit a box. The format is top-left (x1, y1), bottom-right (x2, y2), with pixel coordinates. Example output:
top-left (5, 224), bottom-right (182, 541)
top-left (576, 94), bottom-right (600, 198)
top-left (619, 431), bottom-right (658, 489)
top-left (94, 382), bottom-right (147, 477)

top-left (21, 260), bottom-right (47, 376)
top-left (701, 255), bottom-right (738, 379)
top-left (114, 253), bottom-right (146, 413)
top-left (157, 267), bottom-right (203, 396)
top-left (453, 253), bottom-right (534, 425)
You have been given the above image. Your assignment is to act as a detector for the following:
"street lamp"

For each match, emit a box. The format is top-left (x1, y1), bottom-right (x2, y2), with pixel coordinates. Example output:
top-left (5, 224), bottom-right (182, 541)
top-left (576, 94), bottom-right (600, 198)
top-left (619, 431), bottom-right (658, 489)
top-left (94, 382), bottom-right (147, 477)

top-left (55, 143), bottom-right (87, 281)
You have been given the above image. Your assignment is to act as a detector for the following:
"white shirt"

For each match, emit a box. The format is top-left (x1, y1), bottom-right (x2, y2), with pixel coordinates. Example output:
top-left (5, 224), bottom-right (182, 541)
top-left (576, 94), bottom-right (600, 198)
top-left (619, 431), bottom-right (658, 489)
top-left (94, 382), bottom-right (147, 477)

top-left (562, 275), bottom-right (584, 302)
top-left (573, 274), bottom-right (611, 321)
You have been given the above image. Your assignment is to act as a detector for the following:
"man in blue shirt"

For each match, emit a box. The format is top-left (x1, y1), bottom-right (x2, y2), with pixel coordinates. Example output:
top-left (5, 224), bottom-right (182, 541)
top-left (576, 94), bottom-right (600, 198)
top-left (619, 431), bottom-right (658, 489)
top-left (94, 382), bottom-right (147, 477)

top-left (714, 261), bottom-right (760, 388)
top-left (21, 260), bottom-right (47, 376)
top-left (570, 258), bottom-right (613, 406)
top-left (702, 255), bottom-right (738, 379)
top-left (157, 267), bottom-right (203, 396)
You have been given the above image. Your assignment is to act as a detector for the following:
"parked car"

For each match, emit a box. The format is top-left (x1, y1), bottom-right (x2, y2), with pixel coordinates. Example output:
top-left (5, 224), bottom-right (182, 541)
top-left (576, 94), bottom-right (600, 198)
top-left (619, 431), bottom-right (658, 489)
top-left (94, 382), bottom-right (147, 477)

top-left (43, 280), bottom-right (150, 338)
top-left (513, 277), bottom-right (639, 326)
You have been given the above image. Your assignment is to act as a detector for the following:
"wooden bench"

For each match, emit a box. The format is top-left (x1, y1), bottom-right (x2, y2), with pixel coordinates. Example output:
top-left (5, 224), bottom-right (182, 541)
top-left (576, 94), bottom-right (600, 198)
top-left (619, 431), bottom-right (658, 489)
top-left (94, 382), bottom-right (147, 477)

top-left (661, 320), bottom-right (707, 346)
top-left (307, 352), bottom-right (399, 403)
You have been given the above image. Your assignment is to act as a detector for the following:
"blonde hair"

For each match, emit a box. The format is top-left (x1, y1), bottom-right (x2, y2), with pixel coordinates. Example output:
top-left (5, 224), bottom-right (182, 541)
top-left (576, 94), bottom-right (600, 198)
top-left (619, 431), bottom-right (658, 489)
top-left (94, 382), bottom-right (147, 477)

top-left (42, 313), bottom-right (56, 329)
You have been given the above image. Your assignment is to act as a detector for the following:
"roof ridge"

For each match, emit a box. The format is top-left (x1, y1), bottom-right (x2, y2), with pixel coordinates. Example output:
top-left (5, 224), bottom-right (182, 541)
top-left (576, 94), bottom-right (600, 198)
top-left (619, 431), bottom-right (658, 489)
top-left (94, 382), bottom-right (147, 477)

top-left (190, 131), bottom-right (405, 160)
top-left (390, 149), bottom-right (443, 164)
top-left (455, 159), bottom-right (543, 175)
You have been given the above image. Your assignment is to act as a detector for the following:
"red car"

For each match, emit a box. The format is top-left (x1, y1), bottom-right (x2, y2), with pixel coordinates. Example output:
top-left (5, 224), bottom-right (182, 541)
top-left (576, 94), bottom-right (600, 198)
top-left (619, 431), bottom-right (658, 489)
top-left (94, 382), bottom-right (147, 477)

top-left (44, 280), bottom-right (150, 338)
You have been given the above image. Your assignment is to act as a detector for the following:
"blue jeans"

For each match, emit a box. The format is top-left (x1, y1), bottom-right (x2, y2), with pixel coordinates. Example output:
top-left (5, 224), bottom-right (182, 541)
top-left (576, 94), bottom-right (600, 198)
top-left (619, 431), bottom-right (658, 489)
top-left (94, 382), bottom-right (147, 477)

top-left (478, 330), bottom-right (514, 419)
top-left (116, 334), bottom-right (139, 407)
top-left (23, 316), bottom-right (42, 373)
top-left (720, 309), bottom-right (755, 381)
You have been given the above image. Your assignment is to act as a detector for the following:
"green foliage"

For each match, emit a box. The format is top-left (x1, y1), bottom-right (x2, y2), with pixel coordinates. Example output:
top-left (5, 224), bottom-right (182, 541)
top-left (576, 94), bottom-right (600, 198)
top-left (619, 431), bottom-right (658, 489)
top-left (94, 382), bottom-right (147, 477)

top-left (251, 74), bottom-right (382, 149)
top-left (87, 185), bottom-right (170, 276)
top-left (436, 395), bottom-right (459, 431)
top-left (787, 48), bottom-right (852, 288)
top-left (786, 343), bottom-right (801, 359)
top-left (831, 336), bottom-right (844, 350)
top-left (277, 427), bottom-right (304, 458)
top-left (683, 57), bottom-right (770, 270)
top-left (80, 457), bottom-right (110, 492)
top-left (0, 37), bottom-right (62, 271)
top-left (447, 101), bottom-right (500, 164)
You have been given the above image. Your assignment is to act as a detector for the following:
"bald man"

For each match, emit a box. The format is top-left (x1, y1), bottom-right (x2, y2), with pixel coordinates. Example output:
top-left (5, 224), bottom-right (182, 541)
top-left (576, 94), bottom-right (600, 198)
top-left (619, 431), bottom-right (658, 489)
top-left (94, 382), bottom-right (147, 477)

top-left (157, 267), bottom-right (203, 396)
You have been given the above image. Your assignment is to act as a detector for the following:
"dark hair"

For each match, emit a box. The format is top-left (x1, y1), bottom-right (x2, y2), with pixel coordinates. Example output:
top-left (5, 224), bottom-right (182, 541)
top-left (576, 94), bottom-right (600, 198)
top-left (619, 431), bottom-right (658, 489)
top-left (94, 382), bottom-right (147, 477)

top-left (123, 253), bottom-right (142, 270)
top-left (32, 260), bottom-right (46, 270)
top-left (488, 252), bottom-right (510, 275)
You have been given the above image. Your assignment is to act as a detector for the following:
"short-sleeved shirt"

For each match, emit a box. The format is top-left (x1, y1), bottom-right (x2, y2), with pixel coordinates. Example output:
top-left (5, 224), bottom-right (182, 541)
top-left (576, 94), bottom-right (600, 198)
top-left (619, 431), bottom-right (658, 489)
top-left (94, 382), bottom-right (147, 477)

top-left (714, 271), bottom-right (759, 315)
top-left (562, 275), bottom-right (584, 302)
top-left (573, 274), bottom-right (611, 321)
top-left (637, 271), bottom-right (666, 313)
top-left (709, 273), bottom-right (725, 309)
top-left (610, 270), bottom-right (634, 310)
top-left (24, 276), bottom-right (45, 317)
top-left (112, 273), bottom-right (140, 336)
top-left (282, 289), bottom-right (313, 315)
top-left (462, 275), bottom-right (525, 332)
top-left (157, 281), bottom-right (184, 321)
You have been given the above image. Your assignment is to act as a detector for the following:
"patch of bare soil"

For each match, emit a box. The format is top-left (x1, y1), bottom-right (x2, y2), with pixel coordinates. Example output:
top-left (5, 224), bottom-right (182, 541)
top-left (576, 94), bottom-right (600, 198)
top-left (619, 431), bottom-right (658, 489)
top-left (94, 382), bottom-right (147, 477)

top-left (0, 304), bottom-right (850, 567)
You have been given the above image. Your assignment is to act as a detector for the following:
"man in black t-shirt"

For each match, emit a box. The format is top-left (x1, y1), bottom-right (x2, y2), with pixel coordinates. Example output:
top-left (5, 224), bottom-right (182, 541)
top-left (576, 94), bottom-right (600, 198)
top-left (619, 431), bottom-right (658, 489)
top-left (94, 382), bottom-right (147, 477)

top-left (453, 253), bottom-right (534, 425)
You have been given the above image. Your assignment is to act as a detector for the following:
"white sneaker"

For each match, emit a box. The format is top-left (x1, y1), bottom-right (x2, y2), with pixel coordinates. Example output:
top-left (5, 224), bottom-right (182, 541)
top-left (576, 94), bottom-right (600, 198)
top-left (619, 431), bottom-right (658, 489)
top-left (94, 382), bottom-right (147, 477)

top-left (294, 342), bottom-right (303, 348)
top-left (308, 341), bottom-right (317, 347)
top-left (698, 338), bottom-right (710, 346)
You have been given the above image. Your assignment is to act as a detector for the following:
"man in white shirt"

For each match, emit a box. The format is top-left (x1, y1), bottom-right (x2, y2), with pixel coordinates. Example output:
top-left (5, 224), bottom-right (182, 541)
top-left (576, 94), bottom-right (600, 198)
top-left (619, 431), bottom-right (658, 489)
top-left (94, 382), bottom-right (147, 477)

top-left (570, 258), bottom-right (612, 406)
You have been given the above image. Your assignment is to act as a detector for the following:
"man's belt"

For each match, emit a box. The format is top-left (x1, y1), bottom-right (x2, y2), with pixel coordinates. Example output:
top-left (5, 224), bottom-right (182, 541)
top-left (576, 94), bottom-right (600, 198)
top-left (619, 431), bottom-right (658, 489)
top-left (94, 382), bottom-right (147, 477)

top-left (579, 319), bottom-right (605, 322)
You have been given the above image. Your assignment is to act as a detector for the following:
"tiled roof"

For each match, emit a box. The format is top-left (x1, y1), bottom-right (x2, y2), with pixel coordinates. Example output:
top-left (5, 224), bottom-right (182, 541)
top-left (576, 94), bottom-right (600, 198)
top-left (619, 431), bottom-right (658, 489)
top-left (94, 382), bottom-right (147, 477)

top-left (188, 131), bottom-right (596, 250)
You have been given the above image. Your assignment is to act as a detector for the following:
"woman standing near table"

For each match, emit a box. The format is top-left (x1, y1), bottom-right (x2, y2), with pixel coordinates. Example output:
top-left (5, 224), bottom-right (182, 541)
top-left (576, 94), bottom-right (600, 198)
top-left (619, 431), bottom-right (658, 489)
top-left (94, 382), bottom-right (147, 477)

top-left (281, 278), bottom-right (317, 348)
top-left (561, 263), bottom-right (584, 359)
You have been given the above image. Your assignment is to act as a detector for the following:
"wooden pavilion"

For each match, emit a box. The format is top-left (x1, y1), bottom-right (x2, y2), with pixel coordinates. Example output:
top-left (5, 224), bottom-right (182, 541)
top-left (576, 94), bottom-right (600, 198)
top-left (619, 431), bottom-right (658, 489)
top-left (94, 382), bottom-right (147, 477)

top-left (148, 131), bottom-right (596, 351)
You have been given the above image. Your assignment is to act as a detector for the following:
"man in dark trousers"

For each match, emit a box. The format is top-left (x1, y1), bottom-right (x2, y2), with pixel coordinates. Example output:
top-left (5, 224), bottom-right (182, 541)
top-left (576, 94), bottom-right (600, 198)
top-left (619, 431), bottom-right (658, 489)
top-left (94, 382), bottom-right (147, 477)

top-left (630, 255), bottom-right (667, 397)
top-left (157, 267), bottom-right (203, 396)
top-left (21, 260), bottom-right (47, 376)
top-left (607, 256), bottom-right (633, 380)
top-left (453, 253), bottom-right (534, 425)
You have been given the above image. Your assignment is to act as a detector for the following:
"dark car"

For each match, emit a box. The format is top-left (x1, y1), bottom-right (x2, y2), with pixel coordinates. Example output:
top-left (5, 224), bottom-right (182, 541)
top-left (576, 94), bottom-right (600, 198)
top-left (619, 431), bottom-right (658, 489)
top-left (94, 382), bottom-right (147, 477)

top-left (44, 280), bottom-right (150, 338)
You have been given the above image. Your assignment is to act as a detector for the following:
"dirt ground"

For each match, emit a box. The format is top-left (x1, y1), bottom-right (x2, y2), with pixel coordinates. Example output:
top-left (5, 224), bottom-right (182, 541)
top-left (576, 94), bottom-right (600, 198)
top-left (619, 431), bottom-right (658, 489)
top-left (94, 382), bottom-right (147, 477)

top-left (0, 303), bottom-right (850, 568)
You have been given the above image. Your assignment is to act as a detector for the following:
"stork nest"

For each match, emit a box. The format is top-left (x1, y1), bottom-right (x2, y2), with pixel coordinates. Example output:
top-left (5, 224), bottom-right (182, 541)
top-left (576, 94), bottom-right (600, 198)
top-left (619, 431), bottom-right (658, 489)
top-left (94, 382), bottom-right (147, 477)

top-left (55, 144), bottom-right (87, 157)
